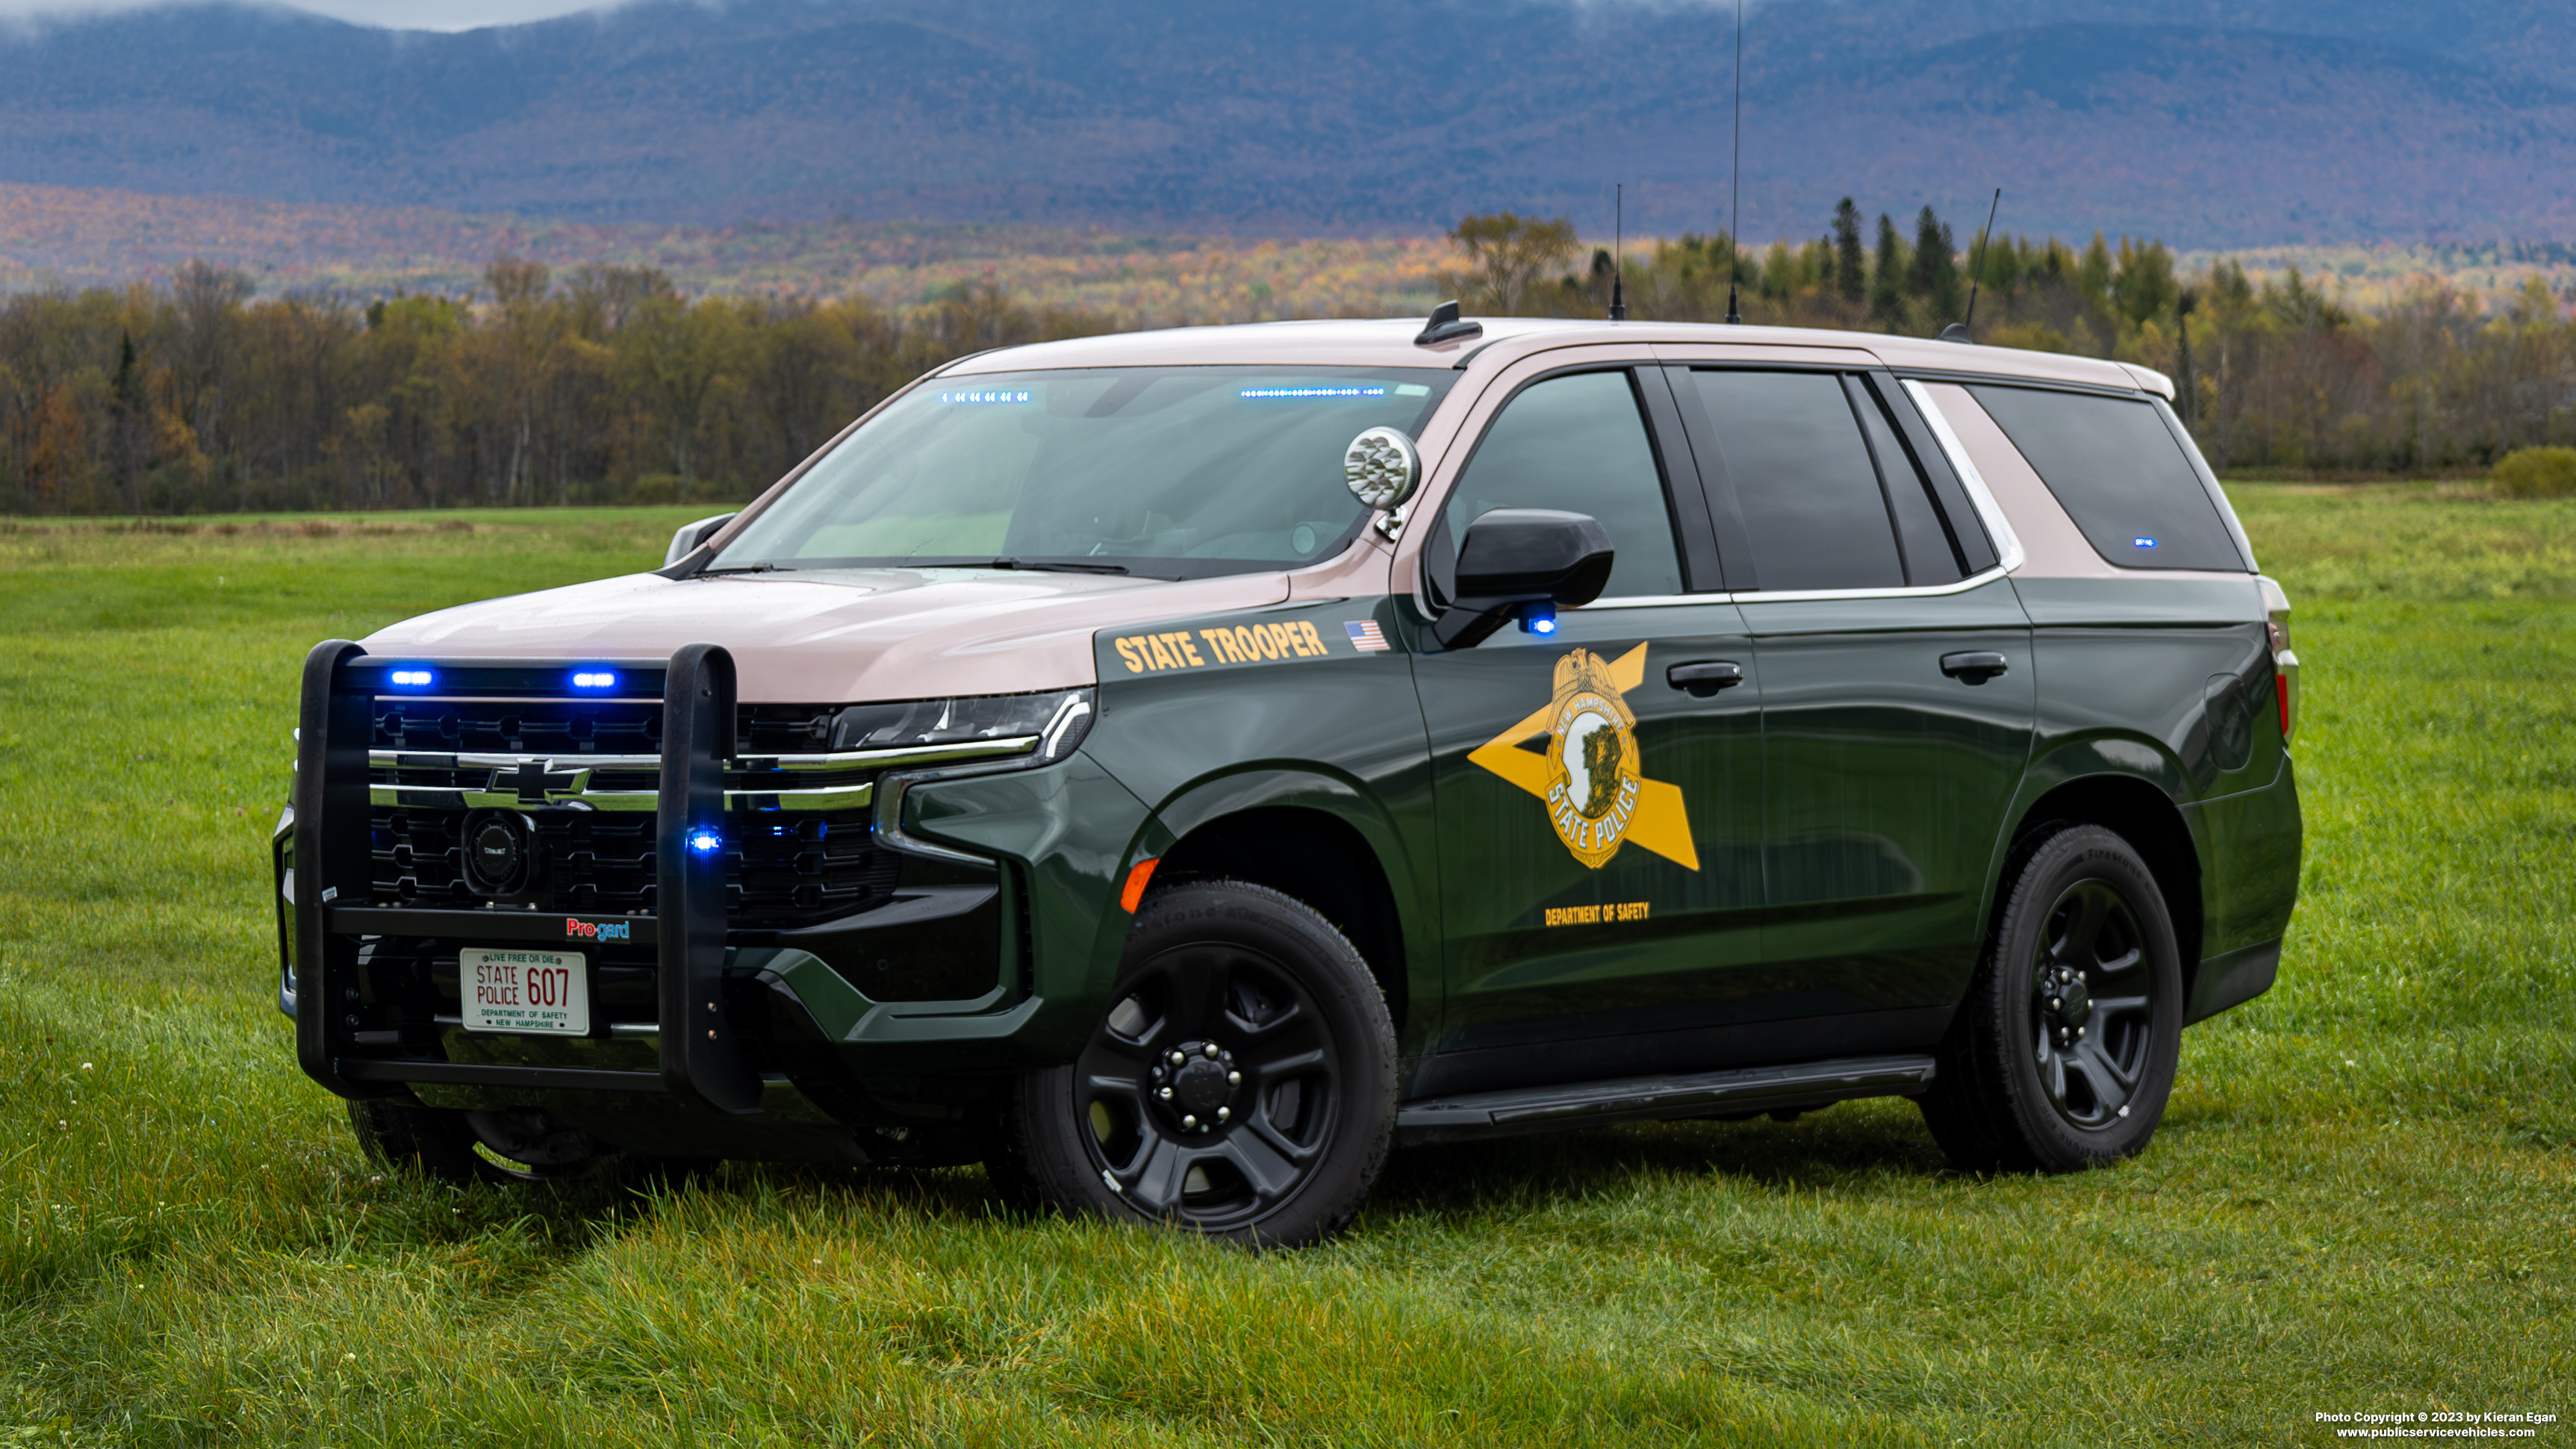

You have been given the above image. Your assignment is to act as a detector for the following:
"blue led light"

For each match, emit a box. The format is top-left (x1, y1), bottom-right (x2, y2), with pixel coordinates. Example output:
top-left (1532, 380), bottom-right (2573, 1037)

top-left (2132, 537), bottom-right (2159, 549)
top-left (388, 668), bottom-right (435, 688)
top-left (571, 670), bottom-right (618, 689)
top-left (688, 829), bottom-right (724, 854)
top-left (1520, 603), bottom-right (1558, 636)
top-left (937, 390), bottom-right (1032, 405)
top-left (1239, 386), bottom-right (1388, 400)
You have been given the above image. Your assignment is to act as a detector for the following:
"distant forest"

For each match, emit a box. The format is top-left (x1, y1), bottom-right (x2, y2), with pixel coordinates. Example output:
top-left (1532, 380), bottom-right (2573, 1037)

top-left (4, 201), bottom-right (2572, 517)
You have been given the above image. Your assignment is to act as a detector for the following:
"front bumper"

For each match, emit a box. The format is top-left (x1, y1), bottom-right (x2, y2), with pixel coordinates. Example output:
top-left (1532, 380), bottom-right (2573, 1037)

top-left (281, 642), bottom-right (1151, 1150)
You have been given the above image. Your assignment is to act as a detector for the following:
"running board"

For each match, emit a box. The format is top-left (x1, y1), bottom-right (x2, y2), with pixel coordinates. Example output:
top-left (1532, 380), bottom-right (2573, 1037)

top-left (1395, 1054), bottom-right (1938, 1146)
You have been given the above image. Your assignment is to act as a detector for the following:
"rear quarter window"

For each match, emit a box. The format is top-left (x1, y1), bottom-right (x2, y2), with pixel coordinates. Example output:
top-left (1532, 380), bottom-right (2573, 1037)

top-left (1967, 385), bottom-right (2245, 572)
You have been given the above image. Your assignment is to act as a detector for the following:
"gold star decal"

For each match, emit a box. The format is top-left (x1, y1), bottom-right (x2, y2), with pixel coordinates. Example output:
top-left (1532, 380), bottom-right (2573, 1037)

top-left (1465, 642), bottom-right (1699, 871)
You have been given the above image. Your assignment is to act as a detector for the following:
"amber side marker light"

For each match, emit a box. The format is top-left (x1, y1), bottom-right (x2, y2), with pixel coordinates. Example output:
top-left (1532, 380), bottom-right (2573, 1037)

top-left (1120, 858), bottom-right (1161, 914)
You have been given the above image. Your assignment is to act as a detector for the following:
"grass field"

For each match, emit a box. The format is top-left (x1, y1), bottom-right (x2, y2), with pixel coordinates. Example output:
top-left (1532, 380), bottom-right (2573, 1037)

top-left (1, 488), bottom-right (2570, 1445)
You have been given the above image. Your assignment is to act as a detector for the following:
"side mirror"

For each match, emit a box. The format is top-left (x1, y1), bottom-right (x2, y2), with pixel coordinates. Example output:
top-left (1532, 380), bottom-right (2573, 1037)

top-left (1434, 508), bottom-right (1614, 649)
top-left (663, 512), bottom-right (738, 567)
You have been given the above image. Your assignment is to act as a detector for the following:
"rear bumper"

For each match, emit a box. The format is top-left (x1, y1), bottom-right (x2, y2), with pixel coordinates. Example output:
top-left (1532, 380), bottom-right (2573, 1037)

top-left (2180, 755), bottom-right (2302, 1023)
top-left (2185, 936), bottom-right (2281, 1024)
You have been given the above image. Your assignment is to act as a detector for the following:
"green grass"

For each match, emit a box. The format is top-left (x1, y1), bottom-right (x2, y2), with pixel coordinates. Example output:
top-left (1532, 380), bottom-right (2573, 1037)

top-left (2, 490), bottom-right (2570, 1446)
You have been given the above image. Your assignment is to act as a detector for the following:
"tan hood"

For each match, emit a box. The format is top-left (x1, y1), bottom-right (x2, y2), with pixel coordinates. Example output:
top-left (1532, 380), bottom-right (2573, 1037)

top-left (361, 567), bottom-right (1292, 703)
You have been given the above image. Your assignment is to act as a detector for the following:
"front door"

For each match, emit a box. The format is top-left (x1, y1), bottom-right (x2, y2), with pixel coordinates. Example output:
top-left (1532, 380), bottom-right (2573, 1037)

top-left (1409, 366), bottom-right (1765, 1097)
top-left (1672, 366), bottom-right (2036, 1055)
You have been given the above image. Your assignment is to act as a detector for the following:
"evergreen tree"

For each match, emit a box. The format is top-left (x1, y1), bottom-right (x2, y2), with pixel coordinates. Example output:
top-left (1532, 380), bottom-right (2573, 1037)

top-left (1870, 213), bottom-right (1907, 328)
top-left (2076, 232), bottom-right (2115, 309)
top-left (110, 329), bottom-right (147, 514)
top-left (1910, 205), bottom-right (1961, 322)
top-left (1832, 198), bottom-right (1865, 305)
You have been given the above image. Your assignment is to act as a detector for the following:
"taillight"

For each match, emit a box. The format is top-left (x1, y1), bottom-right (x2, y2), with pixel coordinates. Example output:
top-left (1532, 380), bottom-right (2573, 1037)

top-left (2259, 577), bottom-right (2296, 746)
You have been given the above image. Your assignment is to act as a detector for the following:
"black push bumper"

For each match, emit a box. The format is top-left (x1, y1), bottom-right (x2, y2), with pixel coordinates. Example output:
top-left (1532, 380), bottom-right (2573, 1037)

top-left (291, 639), bottom-right (764, 1114)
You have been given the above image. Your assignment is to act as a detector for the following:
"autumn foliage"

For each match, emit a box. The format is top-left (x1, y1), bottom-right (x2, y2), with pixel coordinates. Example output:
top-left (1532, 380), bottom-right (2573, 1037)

top-left (7, 208), bottom-right (2576, 516)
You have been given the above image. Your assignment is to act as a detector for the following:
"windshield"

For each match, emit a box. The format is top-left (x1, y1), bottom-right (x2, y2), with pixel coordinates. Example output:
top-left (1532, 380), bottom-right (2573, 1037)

top-left (712, 366), bottom-right (1460, 579)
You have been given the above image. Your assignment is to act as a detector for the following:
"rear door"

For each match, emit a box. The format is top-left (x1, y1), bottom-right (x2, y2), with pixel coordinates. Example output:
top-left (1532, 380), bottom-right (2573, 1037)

top-left (1670, 366), bottom-right (2035, 1056)
top-left (1408, 364), bottom-right (1766, 1096)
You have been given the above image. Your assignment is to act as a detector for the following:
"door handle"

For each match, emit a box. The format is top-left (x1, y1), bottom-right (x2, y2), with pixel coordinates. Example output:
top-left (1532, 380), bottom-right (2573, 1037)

top-left (1667, 661), bottom-right (1745, 697)
top-left (1940, 650), bottom-right (2009, 685)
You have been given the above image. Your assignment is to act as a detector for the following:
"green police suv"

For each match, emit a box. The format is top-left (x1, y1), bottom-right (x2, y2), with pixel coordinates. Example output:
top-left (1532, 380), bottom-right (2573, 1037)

top-left (279, 310), bottom-right (2301, 1243)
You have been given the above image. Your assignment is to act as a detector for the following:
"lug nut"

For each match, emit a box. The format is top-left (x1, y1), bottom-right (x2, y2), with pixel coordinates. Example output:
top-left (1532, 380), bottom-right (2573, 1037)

top-left (1227, 1071), bottom-right (1241, 1085)
top-left (1201, 1043), bottom-right (1219, 1059)
top-left (1169, 1051), bottom-right (1185, 1066)
top-left (2076, 1026), bottom-right (2086, 1038)
top-left (1157, 1087), bottom-right (1172, 1100)
top-left (1181, 1115), bottom-right (1197, 1128)
top-left (1216, 1107), bottom-right (1230, 1121)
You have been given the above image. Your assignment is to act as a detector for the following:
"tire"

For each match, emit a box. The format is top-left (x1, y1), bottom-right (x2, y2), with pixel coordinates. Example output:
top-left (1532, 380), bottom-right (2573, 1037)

top-left (993, 880), bottom-right (1398, 1247)
top-left (347, 1099), bottom-right (623, 1185)
top-left (1919, 824), bottom-right (2185, 1174)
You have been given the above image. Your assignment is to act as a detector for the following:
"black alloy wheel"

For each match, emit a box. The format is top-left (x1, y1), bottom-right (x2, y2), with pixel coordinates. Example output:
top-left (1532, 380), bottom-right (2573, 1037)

top-left (1919, 823), bottom-right (2183, 1174)
top-left (994, 881), bottom-right (1396, 1245)
top-left (2029, 880), bottom-right (2156, 1129)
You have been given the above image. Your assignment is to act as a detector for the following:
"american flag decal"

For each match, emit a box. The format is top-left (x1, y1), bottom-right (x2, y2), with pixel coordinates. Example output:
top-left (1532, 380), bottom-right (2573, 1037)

top-left (1344, 620), bottom-right (1390, 652)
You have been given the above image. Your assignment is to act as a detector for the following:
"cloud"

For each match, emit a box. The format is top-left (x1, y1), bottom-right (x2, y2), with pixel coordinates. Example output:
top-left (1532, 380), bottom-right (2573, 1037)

top-left (0, 0), bottom-right (613, 32)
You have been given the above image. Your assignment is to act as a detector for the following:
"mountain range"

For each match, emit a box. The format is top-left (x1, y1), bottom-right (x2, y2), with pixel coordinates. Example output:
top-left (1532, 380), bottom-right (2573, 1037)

top-left (1, 0), bottom-right (2571, 246)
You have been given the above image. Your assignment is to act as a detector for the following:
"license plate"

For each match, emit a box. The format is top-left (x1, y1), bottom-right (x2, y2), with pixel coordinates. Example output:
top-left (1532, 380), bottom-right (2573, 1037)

top-left (460, 948), bottom-right (591, 1035)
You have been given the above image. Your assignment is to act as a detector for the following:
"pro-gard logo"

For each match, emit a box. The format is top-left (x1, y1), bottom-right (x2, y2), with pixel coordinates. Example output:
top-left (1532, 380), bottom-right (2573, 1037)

top-left (564, 917), bottom-right (632, 941)
top-left (1466, 644), bottom-right (1700, 871)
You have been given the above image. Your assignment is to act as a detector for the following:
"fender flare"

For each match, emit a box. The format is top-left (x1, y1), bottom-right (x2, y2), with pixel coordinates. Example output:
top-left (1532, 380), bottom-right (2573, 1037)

top-left (1122, 764), bottom-right (1439, 1035)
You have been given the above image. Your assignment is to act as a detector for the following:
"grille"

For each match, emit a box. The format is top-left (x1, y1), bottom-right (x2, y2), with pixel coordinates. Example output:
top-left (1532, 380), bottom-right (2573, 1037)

top-left (367, 699), bottom-right (902, 929)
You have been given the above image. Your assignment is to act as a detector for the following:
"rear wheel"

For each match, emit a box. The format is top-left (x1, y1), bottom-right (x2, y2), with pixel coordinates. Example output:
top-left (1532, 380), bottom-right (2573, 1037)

top-left (993, 881), bottom-right (1396, 1246)
top-left (347, 1099), bottom-right (626, 1185)
top-left (1920, 824), bottom-right (2184, 1173)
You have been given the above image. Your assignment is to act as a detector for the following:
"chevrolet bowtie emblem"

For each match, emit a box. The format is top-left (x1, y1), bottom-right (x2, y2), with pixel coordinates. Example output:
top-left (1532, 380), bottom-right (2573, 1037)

top-left (490, 759), bottom-right (588, 804)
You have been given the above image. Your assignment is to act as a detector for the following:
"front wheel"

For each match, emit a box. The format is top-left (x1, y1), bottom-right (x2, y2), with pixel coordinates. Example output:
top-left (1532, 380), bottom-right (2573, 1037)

top-left (992, 881), bottom-right (1396, 1246)
top-left (1919, 824), bottom-right (2185, 1173)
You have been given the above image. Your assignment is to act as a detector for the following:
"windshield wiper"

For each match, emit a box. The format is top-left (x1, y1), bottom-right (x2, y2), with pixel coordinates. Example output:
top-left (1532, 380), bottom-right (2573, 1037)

top-left (980, 558), bottom-right (1130, 575)
top-left (700, 563), bottom-right (789, 575)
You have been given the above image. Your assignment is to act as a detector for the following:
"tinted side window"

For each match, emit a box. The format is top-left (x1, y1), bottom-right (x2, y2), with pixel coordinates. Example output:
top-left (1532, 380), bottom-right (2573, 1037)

top-left (1445, 370), bottom-right (1685, 598)
top-left (1967, 385), bottom-right (2246, 572)
top-left (1689, 370), bottom-right (1903, 592)
top-left (1853, 378), bottom-right (1967, 586)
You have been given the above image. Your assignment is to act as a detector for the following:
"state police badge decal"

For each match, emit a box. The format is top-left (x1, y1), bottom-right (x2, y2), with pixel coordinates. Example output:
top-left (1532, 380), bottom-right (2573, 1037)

top-left (1466, 643), bottom-right (1700, 871)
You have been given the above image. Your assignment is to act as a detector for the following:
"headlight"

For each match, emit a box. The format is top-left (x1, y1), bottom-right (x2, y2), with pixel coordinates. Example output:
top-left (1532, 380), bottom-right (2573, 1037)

top-left (827, 688), bottom-right (1095, 764)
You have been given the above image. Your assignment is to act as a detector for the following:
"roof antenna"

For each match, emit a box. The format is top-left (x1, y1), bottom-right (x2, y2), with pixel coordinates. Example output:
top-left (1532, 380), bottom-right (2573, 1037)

top-left (1940, 187), bottom-right (2003, 343)
top-left (1609, 182), bottom-right (1628, 321)
top-left (1724, 0), bottom-right (1744, 325)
